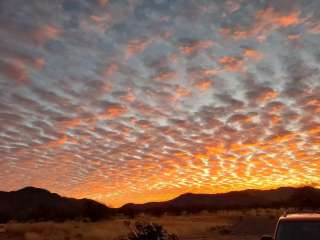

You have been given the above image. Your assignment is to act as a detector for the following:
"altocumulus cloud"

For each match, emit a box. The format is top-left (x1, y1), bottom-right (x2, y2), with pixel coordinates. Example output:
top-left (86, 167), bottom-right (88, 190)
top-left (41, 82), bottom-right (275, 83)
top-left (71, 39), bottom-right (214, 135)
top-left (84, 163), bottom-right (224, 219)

top-left (0, 0), bottom-right (319, 207)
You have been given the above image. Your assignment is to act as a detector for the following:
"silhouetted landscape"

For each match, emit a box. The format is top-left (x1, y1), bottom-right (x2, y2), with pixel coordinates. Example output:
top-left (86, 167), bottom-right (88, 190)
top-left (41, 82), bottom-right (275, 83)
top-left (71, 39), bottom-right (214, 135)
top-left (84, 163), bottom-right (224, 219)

top-left (0, 187), bottom-right (113, 223)
top-left (1, 0), bottom-right (320, 239)
top-left (1, 186), bottom-right (319, 240)
top-left (120, 186), bottom-right (320, 216)
top-left (1, 186), bottom-right (319, 223)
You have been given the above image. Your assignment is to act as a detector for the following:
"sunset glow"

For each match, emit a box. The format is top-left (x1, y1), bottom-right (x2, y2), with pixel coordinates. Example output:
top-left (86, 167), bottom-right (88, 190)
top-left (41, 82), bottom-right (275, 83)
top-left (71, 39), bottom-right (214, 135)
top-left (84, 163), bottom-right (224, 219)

top-left (0, 0), bottom-right (319, 207)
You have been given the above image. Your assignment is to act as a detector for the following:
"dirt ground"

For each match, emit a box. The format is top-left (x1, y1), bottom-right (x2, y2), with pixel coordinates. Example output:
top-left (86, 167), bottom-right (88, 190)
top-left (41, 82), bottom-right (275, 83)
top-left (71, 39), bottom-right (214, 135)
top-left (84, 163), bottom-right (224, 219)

top-left (0, 209), bottom-right (280, 240)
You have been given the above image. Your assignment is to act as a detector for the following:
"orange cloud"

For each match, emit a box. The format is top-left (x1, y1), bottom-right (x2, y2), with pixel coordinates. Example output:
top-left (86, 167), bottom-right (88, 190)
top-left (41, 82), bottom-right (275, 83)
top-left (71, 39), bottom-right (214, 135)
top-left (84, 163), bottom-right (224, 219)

top-left (133, 101), bottom-right (167, 118)
top-left (248, 87), bottom-right (278, 103)
top-left (89, 14), bottom-right (111, 30)
top-left (308, 24), bottom-right (320, 34)
top-left (34, 25), bottom-right (61, 46)
top-left (193, 79), bottom-right (213, 91)
top-left (228, 113), bottom-right (253, 124)
top-left (102, 104), bottom-right (127, 119)
top-left (201, 68), bottom-right (220, 77)
top-left (274, 11), bottom-right (301, 27)
top-left (59, 118), bottom-right (82, 129)
top-left (265, 101), bottom-right (286, 113)
top-left (102, 63), bottom-right (119, 78)
top-left (258, 89), bottom-right (278, 103)
top-left (243, 49), bottom-right (263, 60)
top-left (170, 86), bottom-right (190, 102)
top-left (0, 59), bottom-right (29, 83)
top-left (305, 123), bottom-right (320, 135)
top-left (180, 40), bottom-right (214, 55)
top-left (219, 8), bottom-right (303, 41)
top-left (135, 120), bottom-right (153, 129)
top-left (301, 97), bottom-right (320, 107)
top-left (255, 8), bottom-right (303, 39)
top-left (33, 58), bottom-right (45, 70)
top-left (152, 70), bottom-right (177, 82)
top-left (46, 135), bottom-right (68, 148)
top-left (218, 56), bottom-right (245, 72)
top-left (206, 144), bottom-right (225, 155)
top-left (125, 38), bottom-right (152, 60)
top-left (287, 34), bottom-right (301, 41)
top-left (188, 67), bottom-right (220, 81)
top-left (120, 91), bottom-right (135, 103)
top-left (97, 0), bottom-right (109, 7)
top-left (269, 114), bottom-right (282, 125)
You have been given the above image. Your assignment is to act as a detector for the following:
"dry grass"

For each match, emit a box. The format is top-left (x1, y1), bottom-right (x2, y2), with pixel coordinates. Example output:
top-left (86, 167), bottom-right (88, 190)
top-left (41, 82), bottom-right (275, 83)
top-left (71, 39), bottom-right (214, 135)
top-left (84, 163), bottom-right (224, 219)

top-left (3, 219), bottom-right (130, 240)
top-left (0, 209), bottom-right (282, 240)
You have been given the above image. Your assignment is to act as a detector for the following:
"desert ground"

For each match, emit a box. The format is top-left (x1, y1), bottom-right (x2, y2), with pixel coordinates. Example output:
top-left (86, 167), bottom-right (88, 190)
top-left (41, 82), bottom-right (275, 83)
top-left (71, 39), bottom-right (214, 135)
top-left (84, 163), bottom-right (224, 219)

top-left (0, 209), bottom-right (282, 240)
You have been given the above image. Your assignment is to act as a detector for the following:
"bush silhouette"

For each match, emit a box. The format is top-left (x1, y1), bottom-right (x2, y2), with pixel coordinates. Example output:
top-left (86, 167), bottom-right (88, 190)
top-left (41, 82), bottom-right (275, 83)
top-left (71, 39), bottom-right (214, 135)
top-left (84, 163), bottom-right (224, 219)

top-left (119, 221), bottom-right (179, 240)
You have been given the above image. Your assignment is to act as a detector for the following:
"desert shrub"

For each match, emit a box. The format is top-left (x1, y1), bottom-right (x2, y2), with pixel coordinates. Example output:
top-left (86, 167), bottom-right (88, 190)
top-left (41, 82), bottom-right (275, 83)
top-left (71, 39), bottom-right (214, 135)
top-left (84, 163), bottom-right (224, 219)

top-left (219, 227), bottom-right (232, 235)
top-left (209, 224), bottom-right (232, 235)
top-left (119, 221), bottom-right (179, 240)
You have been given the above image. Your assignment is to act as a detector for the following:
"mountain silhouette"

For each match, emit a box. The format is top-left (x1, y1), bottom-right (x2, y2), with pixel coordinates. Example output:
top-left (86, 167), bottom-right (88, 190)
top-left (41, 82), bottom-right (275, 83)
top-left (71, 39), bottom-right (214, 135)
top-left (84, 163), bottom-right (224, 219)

top-left (0, 186), bottom-right (319, 222)
top-left (0, 187), bottom-right (113, 223)
top-left (119, 186), bottom-right (320, 215)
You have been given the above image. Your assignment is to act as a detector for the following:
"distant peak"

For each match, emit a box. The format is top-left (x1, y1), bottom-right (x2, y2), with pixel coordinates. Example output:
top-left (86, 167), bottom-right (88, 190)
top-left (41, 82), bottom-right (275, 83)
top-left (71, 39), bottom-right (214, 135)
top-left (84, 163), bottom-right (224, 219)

top-left (178, 192), bottom-right (194, 198)
top-left (18, 186), bottom-right (51, 194)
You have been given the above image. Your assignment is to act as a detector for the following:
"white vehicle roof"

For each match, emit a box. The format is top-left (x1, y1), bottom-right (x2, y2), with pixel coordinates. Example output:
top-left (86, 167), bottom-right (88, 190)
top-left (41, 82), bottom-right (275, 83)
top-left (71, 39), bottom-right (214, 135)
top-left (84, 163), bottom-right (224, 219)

top-left (280, 213), bottom-right (320, 221)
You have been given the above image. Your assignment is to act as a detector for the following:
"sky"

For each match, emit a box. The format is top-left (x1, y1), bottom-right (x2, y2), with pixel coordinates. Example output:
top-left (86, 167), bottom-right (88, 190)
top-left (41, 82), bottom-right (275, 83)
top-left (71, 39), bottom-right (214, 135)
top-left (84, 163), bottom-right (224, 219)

top-left (0, 0), bottom-right (319, 207)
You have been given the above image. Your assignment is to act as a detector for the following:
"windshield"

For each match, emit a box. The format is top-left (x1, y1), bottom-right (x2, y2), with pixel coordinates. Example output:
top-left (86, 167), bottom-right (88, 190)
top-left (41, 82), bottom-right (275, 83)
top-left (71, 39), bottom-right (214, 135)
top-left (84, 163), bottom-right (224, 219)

top-left (276, 221), bottom-right (320, 240)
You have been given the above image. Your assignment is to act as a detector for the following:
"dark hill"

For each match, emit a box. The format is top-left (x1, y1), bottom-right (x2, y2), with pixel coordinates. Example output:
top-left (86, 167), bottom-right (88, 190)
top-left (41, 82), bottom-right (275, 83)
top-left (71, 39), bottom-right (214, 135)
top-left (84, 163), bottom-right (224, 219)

top-left (0, 187), bottom-right (114, 223)
top-left (119, 186), bottom-right (320, 215)
top-left (1, 186), bottom-right (319, 222)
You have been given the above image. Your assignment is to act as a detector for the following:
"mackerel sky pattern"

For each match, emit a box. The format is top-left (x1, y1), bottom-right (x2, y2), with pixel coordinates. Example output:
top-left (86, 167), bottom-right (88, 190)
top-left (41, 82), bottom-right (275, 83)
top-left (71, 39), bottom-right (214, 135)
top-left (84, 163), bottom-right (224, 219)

top-left (0, 0), bottom-right (319, 207)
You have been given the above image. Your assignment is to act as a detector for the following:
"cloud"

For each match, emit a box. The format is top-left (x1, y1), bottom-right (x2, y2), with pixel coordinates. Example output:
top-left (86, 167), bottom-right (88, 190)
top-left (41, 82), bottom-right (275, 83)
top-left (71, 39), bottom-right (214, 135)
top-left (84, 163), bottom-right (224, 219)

top-left (179, 39), bottom-right (214, 55)
top-left (152, 69), bottom-right (177, 82)
top-left (228, 113), bottom-right (253, 124)
top-left (44, 135), bottom-right (69, 149)
top-left (33, 58), bottom-right (45, 70)
top-left (100, 102), bottom-right (128, 119)
top-left (99, 60), bottom-right (119, 78)
top-left (243, 48), bottom-right (263, 60)
top-left (0, 0), bottom-right (319, 207)
top-left (193, 79), bottom-right (213, 91)
top-left (97, 0), bottom-right (109, 7)
top-left (218, 56), bottom-right (246, 72)
top-left (246, 87), bottom-right (278, 104)
top-left (264, 101), bottom-right (286, 113)
top-left (89, 14), bottom-right (112, 31)
top-left (34, 25), bottom-right (61, 46)
top-left (187, 67), bottom-right (220, 81)
top-left (308, 23), bottom-right (320, 34)
top-left (172, 86), bottom-right (190, 101)
top-left (304, 122), bottom-right (320, 135)
top-left (215, 93), bottom-right (245, 110)
top-left (0, 59), bottom-right (29, 83)
top-left (113, 90), bottom-right (136, 103)
top-left (0, 112), bottom-right (23, 124)
top-left (0, 46), bottom-right (45, 71)
top-left (220, 7), bottom-right (304, 41)
top-left (124, 38), bottom-right (152, 60)
top-left (58, 118), bottom-right (82, 130)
